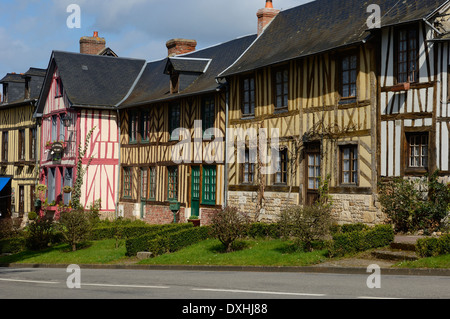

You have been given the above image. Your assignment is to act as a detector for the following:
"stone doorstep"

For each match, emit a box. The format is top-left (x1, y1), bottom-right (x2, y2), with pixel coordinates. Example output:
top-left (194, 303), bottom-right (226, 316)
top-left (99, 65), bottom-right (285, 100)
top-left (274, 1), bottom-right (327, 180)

top-left (371, 249), bottom-right (418, 262)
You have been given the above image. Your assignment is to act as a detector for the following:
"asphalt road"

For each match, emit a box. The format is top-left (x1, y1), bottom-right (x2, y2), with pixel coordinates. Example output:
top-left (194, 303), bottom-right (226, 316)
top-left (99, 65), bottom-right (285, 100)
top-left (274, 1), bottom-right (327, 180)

top-left (0, 266), bottom-right (449, 301)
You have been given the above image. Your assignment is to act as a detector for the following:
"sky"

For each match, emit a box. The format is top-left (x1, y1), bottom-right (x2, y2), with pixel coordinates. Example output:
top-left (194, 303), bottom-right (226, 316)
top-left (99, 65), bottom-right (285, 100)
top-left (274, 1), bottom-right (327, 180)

top-left (0, 0), bottom-right (310, 79)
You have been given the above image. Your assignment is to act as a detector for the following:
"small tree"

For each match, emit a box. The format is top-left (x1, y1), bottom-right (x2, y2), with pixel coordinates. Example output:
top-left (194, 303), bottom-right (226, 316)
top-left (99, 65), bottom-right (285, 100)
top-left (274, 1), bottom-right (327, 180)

top-left (59, 209), bottom-right (91, 252)
top-left (210, 206), bottom-right (250, 252)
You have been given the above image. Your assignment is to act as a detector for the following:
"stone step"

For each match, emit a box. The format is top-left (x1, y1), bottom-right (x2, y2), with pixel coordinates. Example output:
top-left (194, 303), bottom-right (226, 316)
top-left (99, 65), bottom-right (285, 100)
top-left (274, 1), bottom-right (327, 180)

top-left (371, 249), bottom-right (418, 262)
top-left (390, 242), bottom-right (417, 252)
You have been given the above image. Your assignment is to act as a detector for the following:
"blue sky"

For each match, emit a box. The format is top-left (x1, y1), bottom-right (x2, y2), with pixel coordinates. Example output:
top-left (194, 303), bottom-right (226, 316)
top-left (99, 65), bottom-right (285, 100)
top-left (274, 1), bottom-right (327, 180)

top-left (0, 0), bottom-right (308, 79)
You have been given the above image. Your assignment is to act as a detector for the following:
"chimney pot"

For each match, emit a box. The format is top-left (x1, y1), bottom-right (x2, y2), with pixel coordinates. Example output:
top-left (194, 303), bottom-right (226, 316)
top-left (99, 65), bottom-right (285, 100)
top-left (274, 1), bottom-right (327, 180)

top-left (166, 38), bottom-right (197, 57)
top-left (80, 31), bottom-right (106, 55)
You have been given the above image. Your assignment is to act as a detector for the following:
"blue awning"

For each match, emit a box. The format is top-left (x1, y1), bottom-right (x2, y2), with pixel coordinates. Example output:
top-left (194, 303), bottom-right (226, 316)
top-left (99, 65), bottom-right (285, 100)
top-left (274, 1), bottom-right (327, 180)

top-left (0, 177), bottom-right (11, 193)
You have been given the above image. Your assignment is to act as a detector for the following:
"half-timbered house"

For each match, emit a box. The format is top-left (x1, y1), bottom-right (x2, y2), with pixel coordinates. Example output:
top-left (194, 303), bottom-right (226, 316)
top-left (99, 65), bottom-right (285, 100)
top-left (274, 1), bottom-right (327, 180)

top-left (34, 48), bottom-right (146, 217)
top-left (0, 68), bottom-right (45, 219)
top-left (116, 35), bottom-right (256, 224)
top-left (218, 0), bottom-right (450, 225)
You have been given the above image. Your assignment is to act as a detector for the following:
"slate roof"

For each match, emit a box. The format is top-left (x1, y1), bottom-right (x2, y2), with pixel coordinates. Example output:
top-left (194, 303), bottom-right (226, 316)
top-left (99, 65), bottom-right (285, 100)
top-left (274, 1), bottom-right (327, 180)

top-left (119, 34), bottom-right (257, 108)
top-left (35, 51), bottom-right (146, 115)
top-left (220, 0), bottom-right (449, 77)
top-left (0, 68), bottom-right (46, 106)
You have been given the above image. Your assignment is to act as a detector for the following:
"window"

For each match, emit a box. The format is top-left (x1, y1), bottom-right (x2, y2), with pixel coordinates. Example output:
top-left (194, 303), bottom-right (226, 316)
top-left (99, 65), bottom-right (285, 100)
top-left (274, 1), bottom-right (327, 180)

top-left (202, 166), bottom-right (216, 205)
top-left (273, 67), bottom-right (289, 110)
top-left (407, 133), bottom-right (428, 169)
top-left (307, 153), bottom-right (321, 190)
top-left (59, 115), bottom-right (65, 142)
top-left (18, 129), bottom-right (25, 161)
top-left (55, 77), bottom-right (63, 98)
top-left (340, 145), bottom-right (358, 184)
top-left (2, 84), bottom-right (8, 103)
top-left (51, 115), bottom-right (58, 142)
top-left (202, 96), bottom-right (215, 138)
top-left (129, 111), bottom-right (139, 143)
top-left (242, 76), bottom-right (255, 116)
top-left (18, 186), bottom-right (24, 215)
top-left (47, 168), bottom-right (56, 203)
top-left (30, 128), bottom-right (37, 161)
top-left (122, 167), bottom-right (132, 198)
top-left (169, 103), bottom-right (180, 141)
top-left (397, 27), bottom-right (418, 83)
top-left (241, 148), bottom-right (255, 184)
top-left (275, 148), bottom-right (288, 184)
top-left (2, 131), bottom-right (8, 162)
top-left (167, 166), bottom-right (178, 201)
top-left (140, 111), bottom-right (150, 143)
top-left (149, 167), bottom-right (157, 201)
top-left (341, 54), bottom-right (358, 99)
top-left (141, 167), bottom-right (148, 200)
top-left (63, 168), bottom-right (73, 206)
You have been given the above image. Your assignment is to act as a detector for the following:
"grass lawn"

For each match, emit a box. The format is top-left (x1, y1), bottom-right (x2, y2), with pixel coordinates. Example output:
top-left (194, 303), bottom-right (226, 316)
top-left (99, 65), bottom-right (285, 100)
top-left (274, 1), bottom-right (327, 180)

top-left (395, 254), bottom-right (450, 269)
top-left (0, 238), bottom-right (328, 267)
top-left (138, 239), bottom-right (329, 267)
top-left (0, 239), bottom-right (127, 265)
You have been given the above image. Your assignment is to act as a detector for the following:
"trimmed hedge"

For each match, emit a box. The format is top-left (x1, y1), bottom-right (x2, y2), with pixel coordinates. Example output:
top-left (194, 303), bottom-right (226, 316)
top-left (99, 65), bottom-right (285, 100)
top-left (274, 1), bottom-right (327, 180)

top-left (125, 223), bottom-right (194, 256)
top-left (416, 234), bottom-right (450, 257)
top-left (145, 226), bottom-right (211, 257)
top-left (90, 223), bottom-right (189, 241)
top-left (330, 224), bottom-right (394, 257)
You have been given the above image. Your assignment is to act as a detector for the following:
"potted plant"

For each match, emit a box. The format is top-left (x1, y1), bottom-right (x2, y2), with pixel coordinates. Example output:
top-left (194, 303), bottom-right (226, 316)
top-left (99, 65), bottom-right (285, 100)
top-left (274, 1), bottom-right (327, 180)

top-left (63, 186), bottom-right (73, 194)
top-left (188, 215), bottom-right (201, 227)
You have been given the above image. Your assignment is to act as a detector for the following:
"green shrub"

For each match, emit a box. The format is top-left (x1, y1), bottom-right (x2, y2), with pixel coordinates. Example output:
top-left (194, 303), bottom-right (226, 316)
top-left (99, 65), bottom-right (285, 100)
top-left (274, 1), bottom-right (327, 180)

top-left (416, 234), bottom-right (450, 257)
top-left (146, 226), bottom-right (211, 256)
top-left (25, 218), bottom-right (58, 251)
top-left (59, 209), bottom-right (92, 251)
top-left (125, 223), bottom-right (193, 256)
top-left (330, 224), bottom-right (394, 257)
top-left (245, 223), bottom-right (281, 239)
top-left (0, 237), bottom-right (26, 254)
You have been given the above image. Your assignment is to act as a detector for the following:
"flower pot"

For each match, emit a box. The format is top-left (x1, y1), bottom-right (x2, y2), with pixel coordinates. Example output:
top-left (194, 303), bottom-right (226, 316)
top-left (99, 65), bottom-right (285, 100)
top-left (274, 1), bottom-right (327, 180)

top-left (188, 219), bottom-right (201, 227)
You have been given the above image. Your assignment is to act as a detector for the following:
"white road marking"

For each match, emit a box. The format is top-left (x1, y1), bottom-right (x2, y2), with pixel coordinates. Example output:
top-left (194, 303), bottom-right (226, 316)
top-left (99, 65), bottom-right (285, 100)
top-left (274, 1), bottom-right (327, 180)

top-left (192, 288), bottom-right (326, 297)
top-left (81, 283), bottom-right (170, 289)
top-left (0, 278), bottom-right (59, 285)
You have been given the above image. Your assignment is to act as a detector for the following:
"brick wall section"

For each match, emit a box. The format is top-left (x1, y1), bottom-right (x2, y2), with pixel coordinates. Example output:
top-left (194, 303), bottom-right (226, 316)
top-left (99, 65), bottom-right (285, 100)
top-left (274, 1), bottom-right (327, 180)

top-left (80, 32), bottom-right (106, 55)
top-left (166, 39), bottom-right (197, 57)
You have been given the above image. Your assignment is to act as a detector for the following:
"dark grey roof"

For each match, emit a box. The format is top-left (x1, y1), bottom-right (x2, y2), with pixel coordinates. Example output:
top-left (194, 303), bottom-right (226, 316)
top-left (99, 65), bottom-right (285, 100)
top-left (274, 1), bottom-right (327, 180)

top-left (165, 57), bottom-right (211, 74)
top-left (119, 34), bottom-right (257, 108)
top-left (0, 73), bottom-right (25, 84)
top-left (35, 51), bottom-right (146, 115)
top-left (220, 0), bottom-right (449, 77)
top-left (0, 68), bottom-right (46, 106)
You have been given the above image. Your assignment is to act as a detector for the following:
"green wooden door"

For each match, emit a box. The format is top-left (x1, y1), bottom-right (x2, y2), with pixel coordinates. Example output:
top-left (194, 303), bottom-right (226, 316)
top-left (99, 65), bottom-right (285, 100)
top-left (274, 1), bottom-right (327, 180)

top-left (191, 166), bottom-right (200, 218)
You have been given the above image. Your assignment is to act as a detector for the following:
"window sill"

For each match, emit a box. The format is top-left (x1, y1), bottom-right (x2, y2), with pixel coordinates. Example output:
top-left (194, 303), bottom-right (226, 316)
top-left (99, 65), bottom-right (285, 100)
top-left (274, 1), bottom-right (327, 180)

top-left (274, 107), bottom-right (288, 115)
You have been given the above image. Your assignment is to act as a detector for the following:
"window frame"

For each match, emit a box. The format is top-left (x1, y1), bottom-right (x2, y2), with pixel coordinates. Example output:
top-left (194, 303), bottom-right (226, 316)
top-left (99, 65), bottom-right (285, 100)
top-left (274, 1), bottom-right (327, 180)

top-left (2, 131), bottom-right (8, 162)
top-left (339, 52), bottom-right (359, 100)
top-left (148, 166), bottom-right (157, 201)
top-left (240, 147), bottom-right (255, 184)
top-left (202, 165), bottom-right (217, 205)
top-left (122, 167), bottom-right (132, 199)
top-left (140, 110), bottom-right (150, 143)
top-left (274, 148), bottom-right (288, 185)
top-left (18, 129), bottom-right (26, 161)
top-left (55, 76), bottom-right (63, 98)
top-left (272, 66), bottom-right (289, 111)
top-left (169, 103), bottom-right (181, 141)
top-left (128, 110), bottom-right (139, 144)
top-left (241, 75), bottom-right (256, 117)
top-left (340, 145), bottom-right (359, 186)
top-left (395, 25), bottom-right (419, 84)
top-left (167, 166), bottom-right (178, 201)
top-left (202, 96), bottom-right (216, 139)
top-left (405, 132), bottom-right (429, 171)
top-left (29, 127), bottom-right (37, 161)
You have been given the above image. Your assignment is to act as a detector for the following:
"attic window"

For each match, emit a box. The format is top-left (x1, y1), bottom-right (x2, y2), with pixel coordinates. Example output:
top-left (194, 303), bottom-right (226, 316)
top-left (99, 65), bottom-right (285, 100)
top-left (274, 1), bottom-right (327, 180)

top-left (55, 77), bottom-right (63, 98)
top-left (170, 73), bottom-right (179, 94)
top-left (2, 84), bottom-right (7, 103)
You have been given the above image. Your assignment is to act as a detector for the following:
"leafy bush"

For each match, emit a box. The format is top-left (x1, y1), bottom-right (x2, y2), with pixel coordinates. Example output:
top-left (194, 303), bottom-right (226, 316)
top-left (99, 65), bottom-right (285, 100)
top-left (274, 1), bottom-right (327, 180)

top-left (0, 237), bottom-right (26, 254)
top-left (416, 234), bottom-right (450, 257)
top-left (210, 206), bottom-right (250, 252)
top-left (330, 224), bottom-right (394, 257)
top-left (25, 218), bottom-right (58, 251)
top-left (279, 205), bottom-right (333, 252)
top-left (378, 171), bottom-right (450, 233)
top-left (245, 223), bottom-right (281, 239)
top-left (58, 209), bottom-right (92, 251)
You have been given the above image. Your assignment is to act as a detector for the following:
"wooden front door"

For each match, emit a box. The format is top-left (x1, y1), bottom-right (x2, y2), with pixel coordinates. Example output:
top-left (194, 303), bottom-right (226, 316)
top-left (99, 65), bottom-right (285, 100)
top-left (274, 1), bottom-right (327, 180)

top-left (18, 186), bottom-right (24, 217)
top-left (191, 166), bottom-right (200, 218)
top-left (305, 149), bottom-right (321, 206)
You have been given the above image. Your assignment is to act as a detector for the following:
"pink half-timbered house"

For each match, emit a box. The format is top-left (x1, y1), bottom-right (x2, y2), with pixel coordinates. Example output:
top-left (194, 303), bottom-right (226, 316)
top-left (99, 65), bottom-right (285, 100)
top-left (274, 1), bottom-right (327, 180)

top-left (34, 50), bottom-right (146, 216)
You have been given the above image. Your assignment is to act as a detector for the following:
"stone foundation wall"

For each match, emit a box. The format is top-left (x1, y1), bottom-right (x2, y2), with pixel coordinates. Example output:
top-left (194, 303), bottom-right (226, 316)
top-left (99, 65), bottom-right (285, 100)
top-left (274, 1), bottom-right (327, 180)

top-left (227, 191), bottom-right (386, 225)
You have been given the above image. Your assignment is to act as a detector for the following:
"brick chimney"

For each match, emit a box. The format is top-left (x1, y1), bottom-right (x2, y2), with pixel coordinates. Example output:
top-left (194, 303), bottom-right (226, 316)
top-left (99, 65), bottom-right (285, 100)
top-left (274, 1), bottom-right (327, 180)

top-left (166, 39), bottom-right (197, 57)
top-left (257, 0), bottom-right (280, 36)
top-left (80, 31), bottom-right (106, 55)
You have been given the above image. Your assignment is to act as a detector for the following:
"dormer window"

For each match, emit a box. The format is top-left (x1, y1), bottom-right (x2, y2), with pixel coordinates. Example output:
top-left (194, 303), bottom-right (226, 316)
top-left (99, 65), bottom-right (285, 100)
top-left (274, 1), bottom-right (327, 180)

top-left (2, 84), bottom-right (8, 103)
top-left (55, 76), bottom-right (63, 98)
top-left (24, 78), bottom-right (30, 100)
top-left (170, 73), bottom-right (179, 94)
